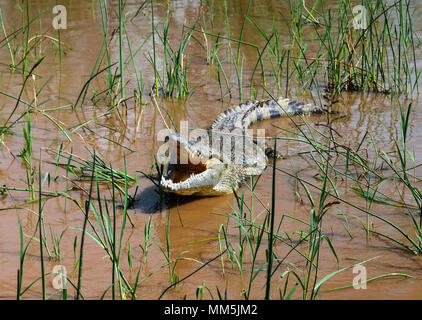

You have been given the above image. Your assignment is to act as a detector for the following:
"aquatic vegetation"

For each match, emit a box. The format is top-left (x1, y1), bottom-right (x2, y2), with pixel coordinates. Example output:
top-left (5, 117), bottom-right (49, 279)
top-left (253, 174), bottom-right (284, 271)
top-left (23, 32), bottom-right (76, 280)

top-left (0, 0), bottom-right (420, 301)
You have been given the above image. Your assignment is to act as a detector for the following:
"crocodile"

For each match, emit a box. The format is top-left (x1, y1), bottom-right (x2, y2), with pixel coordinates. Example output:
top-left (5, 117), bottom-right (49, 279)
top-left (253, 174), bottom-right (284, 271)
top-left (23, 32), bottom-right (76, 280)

top-left (158, 96), bottom-right (324, 196)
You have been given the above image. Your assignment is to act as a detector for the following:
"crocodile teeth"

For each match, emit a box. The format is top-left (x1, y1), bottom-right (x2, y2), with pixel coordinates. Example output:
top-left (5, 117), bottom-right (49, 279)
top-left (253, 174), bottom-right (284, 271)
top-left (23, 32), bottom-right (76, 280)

top-left (160, 160), bottom-right (223, 191)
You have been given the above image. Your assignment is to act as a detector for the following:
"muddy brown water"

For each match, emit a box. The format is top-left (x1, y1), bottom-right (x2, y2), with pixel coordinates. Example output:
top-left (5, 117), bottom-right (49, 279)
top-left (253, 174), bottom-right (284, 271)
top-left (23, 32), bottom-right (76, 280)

top-left (0, 0), bottom-right (421, 299)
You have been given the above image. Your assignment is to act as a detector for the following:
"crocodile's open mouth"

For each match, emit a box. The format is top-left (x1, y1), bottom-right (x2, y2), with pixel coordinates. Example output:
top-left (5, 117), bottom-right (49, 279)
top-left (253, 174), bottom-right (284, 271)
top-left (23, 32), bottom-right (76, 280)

top-left (170, 161), bottom-right (208, 184)
top-left (159, 136), bottom-right (225, 195)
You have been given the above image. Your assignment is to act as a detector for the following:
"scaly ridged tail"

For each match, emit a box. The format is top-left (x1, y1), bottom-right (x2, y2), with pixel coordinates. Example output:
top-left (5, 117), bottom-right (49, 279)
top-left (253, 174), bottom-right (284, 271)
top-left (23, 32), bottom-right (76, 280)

top-left (211, 97), bottom-right (324, 131)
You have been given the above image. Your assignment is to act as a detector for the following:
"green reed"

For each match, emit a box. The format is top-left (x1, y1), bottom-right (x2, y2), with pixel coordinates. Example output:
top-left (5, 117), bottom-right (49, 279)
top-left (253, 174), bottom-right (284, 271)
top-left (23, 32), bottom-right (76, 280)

top-left (16, 214), bottom-right (31, 300)
top-left (17, 99), bottom-right (35, 200)
top-left (0, 8), bottom-right (15, 68)
top-left (38, 163), bottom-right (46, 299)
top-left (376, 103), bottom-right (422, 249)
top-left (151, 0), bottom-right (159, 97)
top-left (139, 215), bottom-right (153, 262)
top-left (99, 0), bottom-right (114, 103)
top-left (71, 153), bottom-right (146, 299)
top-left (18, 0), bottom-right (30, 74)
top-left (155, 210), bottom-right (181, 288)
top-left (265, 139), bottom-right (277, 300)
top-left (16, 164), bottom-right (49, 300)
top-left (123, 20), bottom-right (146, 105)
top-left (149, 5), bottom-right (197, 99)
top-left (48, 226), bottom-right (66, 262)
top-left (226, 0), bottom-right (421, 97)
top-left (309, 0), bottom-right (418, 94)
top-left (119, 0), bottom-right (125, 100)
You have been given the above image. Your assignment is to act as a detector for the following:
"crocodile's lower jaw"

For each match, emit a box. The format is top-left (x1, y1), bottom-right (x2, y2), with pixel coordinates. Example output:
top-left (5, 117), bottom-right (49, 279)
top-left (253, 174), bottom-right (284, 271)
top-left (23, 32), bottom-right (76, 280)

top-left (161, 185), bottom-right (233, 196)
